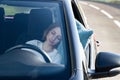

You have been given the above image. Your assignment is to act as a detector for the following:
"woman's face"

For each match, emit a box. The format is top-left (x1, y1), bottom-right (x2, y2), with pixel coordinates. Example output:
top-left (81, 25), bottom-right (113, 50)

top-left (46, 27), bottom-right (61, 47)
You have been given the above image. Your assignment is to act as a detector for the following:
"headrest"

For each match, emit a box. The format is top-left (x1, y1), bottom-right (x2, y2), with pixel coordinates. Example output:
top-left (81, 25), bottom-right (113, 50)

top-left (28, 8), bottom-right (53, 41)
top-left (13, 13), bottom-right (29, 34)
top-left (14, 13), bottom-right (29, 22)
top-left (0, 7), bottom-right (5, 22)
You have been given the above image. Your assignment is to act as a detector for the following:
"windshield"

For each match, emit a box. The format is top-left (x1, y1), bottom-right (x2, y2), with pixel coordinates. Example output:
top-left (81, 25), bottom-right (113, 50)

top-left (0, 1), bottom-right (72, 79)
top-left (0, 0), bottom-right (67, 65)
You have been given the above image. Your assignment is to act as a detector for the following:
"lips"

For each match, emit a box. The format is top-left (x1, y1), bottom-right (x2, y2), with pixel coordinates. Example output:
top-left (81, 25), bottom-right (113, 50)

top-left (49, 39), bottom-right (54, 45)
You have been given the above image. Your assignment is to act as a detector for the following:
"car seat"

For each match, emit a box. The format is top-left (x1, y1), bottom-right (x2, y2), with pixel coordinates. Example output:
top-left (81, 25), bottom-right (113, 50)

top-left (0, 7), bottom-right (5, 54)
top-left (0, 7), bottom-right (4, 25)
top-left (16, 8), bottom-right (53, 44)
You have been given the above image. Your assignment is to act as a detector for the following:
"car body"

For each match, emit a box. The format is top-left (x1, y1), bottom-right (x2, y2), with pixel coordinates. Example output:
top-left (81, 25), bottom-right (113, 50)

top-left (0, 0), bottom-right (120, 80)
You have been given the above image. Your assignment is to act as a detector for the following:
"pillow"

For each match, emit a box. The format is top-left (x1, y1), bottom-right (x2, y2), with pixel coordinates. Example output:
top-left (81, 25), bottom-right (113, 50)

top-left (57, 41), bottom-right (64, 64)
top-left (76, 19), bottom-right (93, 48)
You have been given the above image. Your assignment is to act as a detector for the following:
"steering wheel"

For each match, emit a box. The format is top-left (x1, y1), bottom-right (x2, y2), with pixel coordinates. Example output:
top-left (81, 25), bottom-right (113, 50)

top-left (5, 44), bottom-right (51, 63)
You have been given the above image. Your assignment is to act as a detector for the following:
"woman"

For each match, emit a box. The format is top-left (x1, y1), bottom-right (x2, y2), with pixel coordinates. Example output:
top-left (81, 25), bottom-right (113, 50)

top-left (26, 23), bottom-right (62, 64)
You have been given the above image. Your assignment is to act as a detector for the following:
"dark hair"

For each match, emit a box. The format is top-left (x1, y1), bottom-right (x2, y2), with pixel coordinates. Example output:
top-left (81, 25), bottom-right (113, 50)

top-left (42, 23), bottom-right (61, 48)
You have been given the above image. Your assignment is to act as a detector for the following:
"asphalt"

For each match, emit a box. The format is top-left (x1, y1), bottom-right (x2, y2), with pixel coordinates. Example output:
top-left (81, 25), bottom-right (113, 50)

top-left (80, 0), bottom-right (120, 9)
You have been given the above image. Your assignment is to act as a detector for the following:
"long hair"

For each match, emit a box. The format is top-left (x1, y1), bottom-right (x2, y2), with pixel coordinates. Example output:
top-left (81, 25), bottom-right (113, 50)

top-left (42, 23), bottom-right (61, 48)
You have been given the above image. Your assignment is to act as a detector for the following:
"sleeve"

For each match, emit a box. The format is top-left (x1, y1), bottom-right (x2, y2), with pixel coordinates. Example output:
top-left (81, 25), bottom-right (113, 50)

top-left (26, 40), bottom-right (38, 46)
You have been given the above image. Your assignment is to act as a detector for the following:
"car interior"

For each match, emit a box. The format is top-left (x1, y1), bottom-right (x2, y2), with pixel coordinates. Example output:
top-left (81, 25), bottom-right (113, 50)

top-left (0, 4), bottom-right (66, 63)
top-left (0, 7), bottom-right (54, 53)
top-left (0, 3), bottom-right (69, 79)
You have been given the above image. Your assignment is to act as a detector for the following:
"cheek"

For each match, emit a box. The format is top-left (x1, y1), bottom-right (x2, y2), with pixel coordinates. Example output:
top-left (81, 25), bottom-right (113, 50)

top-left (46, 33), bottom-right (51, 40)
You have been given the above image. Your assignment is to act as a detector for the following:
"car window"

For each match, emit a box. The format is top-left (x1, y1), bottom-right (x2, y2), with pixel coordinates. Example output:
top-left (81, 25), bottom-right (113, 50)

top-left (71, 1), bottom-right (85, 26)
top-left (0, 1), bottom-right (67, 65)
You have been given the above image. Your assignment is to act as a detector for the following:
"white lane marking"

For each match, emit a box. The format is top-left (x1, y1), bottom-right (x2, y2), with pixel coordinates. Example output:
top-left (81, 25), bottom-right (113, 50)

top-left (89, 4), bottom-right (100, 10)
top-left (114, 20), bottom-right (120, 28)
top-left (80, 1), bottom-right (120, 29)
top-left (80, 2), bottom-right (88, 5)
top-left (100, 10), bottom-right (113, 19)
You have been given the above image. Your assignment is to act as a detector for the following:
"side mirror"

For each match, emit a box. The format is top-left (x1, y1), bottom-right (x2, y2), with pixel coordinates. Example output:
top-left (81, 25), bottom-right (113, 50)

top-left (90, 52), bottom-right (120, 78)
top-left (95, 52), bottom-right (120, 72)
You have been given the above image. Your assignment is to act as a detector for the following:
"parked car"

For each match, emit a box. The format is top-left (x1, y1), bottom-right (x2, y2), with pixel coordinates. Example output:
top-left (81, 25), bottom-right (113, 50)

top-left (0, 0), bottom-right (120, 80)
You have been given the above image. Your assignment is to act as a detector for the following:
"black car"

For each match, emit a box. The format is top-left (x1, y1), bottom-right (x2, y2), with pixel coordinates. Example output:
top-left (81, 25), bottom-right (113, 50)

top-left (0, 0), bottom-right (120, 80)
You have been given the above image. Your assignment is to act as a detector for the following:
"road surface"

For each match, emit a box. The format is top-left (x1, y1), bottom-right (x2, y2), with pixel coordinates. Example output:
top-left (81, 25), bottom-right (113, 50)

top-left (79, 0), bottom-right (120, 80)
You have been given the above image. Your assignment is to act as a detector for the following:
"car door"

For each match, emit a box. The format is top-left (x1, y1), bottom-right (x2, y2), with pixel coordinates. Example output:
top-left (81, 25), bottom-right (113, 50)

top-left (71, 0), bottom-right (97, 79)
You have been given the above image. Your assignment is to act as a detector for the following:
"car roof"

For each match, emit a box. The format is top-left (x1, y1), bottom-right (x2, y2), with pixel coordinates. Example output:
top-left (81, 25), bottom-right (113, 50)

top-left (0, 0), bottom-right (73, 3)
top-left (1, 0), bottom-right (72, 1)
